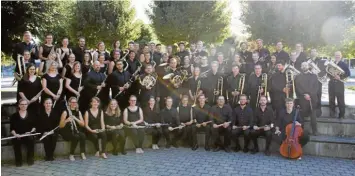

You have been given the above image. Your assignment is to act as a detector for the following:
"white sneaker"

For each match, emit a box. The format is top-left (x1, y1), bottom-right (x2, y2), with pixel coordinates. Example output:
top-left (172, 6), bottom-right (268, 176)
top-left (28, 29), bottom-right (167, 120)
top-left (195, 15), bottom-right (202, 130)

top-left (101, 153), bottom-right (107, 159)
top-left (95, 151), bottom-right (100, 157)
top-left (152, 144), bottom-right (158, 150)
top-left (136, 148), bottom-right (140, 153)
top-left (155, 145), bottom-right (159, 150)
top-left (81, 153), bottom-right (86, 160)
top-left (69, 155), bottom-right (75, 161)
top-left (298, 157), bottom-right (302, 160)
top-left (139, 148), bottom-right (144, 153)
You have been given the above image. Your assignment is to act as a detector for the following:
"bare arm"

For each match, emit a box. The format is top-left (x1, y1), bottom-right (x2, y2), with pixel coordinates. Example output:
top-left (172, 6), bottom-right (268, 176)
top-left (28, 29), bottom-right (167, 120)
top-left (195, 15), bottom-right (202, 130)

top-left (123, 109), bottom-right (130, 125)
top-left (108, 61), bottom-right (115, 75)
top-left (59, 111), bottom-right (68, 128)
top-left (38, 62), bottom-right (45, 76)
top-left (65, 78), bottom-right (79, 95)
top-left (39, 46), bottom-right (47, 61)
top-left (57, 78), bottom-right (63, 96)
top-left (134, 107), bottom-right (144, 124)
top-left (100, 110), bottom-right (105, 130)
top-left (76, 111), bottom-right (85, 127)
top-left (61, 67), bottom-right (67, 78)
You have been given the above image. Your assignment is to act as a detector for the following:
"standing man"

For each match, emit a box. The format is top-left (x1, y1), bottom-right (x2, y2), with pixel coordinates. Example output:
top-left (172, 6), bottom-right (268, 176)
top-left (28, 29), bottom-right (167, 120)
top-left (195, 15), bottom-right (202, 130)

top-left (176, 42), bottom-right (190, 62)
top-left (139, 64), bottom-right (159, 108)
top-left (247, 64), bottom-right (264, 111)
top-left (72, 37), bottom-right (89, 63)
top-left (273, 42), bottom-right (289, 63)
top-left (289, 50), bottom-right (302, 71)
top-left (256, 39), bottom-right (270, 63)
top-left (328, 51), bottom-right (350, 118)
top-left (153, 44), bottom-right (163, 66)
top-left (269, 60), bottom-right (287, 114)
top-left (226, 65), bottom-right (243, 108)
top-left (239, 42), bottom-right (252, 64)
top-left (201, 61), bottom-right (223, 106)
top-left (295, 62), bottom-right (320, 135)
top-left (12, 31), bottom-right (37, 63)
top-left (210, 96), bottom-right (233, 152)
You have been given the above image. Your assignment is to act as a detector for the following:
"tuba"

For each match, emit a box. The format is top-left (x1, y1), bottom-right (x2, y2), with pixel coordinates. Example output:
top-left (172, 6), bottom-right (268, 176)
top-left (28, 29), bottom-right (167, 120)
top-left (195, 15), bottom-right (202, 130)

top-left (325, 61), bottom-right (346, 83)
top-left (139, 74), bottom-right (157, 89)
top-left (307, 60), bottom-right (327, 83)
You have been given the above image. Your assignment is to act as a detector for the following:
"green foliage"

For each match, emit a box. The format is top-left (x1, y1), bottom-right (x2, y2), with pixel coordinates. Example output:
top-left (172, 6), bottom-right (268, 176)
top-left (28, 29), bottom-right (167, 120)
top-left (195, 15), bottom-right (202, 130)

top-left (70, 0), bottom-right (140, 49)
top-left (148, 1), bottom-right (231, 45)
top-left (241, 1), bottom-right (353, 47)
top-left (135, 22), bottom-right (156, 44)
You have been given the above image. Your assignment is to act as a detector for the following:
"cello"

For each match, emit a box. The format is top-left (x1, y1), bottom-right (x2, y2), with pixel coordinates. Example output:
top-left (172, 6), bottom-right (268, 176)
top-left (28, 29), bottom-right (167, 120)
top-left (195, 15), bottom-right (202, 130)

top-left (280, 106), bottom-right (303, 159)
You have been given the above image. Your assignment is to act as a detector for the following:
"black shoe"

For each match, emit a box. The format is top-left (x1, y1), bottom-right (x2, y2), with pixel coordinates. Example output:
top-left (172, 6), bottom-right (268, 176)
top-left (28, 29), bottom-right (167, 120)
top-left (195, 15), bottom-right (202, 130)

top-left (339, 116), bottom-right (344, 119)
top-left (204, 146), bottom-right (210, 151)
top-left (121, 150), bottom-right (127, 155)
top-left (15, 163), bottom-right (22, 167)
top-left (264, 150), bottom-right (271, 156)
top-left (243, 148), bottom-right (249, 153)
top-left (250, 148), bottom-right (258, 154)
top-left (234, 146), bottom-right (241, 152)
top-left (330, 111), bottom-right (336, 118)
top-left (213, 147), bottom-right (221, 152)
top-left (166, 144), bottom-right (171, 149)
top-left (172, 142), bottom-right (179, 148)
top-left (112, 151), bottom-right (118, 156)
top-left (192, 144), bottom-right (198, 151)
top-left (224, 147), bottom-right (231, 153)
top-left (27, 160), bottom-right (34, 166)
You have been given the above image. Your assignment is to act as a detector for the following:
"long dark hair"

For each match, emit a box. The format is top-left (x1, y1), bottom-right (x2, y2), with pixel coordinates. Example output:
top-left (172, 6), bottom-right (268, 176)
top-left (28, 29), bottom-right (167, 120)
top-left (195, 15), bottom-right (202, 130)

top-left (23, 63), bottom-right (36, 82)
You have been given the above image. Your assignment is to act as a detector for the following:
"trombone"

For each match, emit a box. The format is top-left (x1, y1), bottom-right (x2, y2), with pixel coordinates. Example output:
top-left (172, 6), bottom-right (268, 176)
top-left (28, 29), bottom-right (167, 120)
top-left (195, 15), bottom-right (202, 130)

top-left (285, 70), bottom-right (297, 99)
top-left (256, 73), bottom-right (268, 108)
top-left (232, 74), bottom-right (245, 105)
top-left (192, 80), bottom-right (201, 107)
top-left (213, 77), bottom-right (223, 103)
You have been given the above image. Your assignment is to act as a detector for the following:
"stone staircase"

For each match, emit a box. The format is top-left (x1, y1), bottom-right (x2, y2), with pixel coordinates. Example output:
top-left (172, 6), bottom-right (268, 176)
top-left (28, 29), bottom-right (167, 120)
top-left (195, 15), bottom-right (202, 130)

top-left (1, 80), bottom-right (355, 161)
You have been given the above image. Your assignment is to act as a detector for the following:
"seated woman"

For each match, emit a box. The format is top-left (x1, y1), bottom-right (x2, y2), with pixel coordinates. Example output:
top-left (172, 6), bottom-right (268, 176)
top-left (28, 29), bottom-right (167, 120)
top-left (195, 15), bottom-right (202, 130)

top-left (59, 97), bottom-right (86, 161)
top-left (10, 99), bottom-right (36, 167)
top-left (123, 95), bottom-right (145, 154)
top-left (84, 97), bottom-right (108, 159)
top-left (104, 99), bottom-right (126, 155)
top-left (143, 96), bottom-right (163, 150)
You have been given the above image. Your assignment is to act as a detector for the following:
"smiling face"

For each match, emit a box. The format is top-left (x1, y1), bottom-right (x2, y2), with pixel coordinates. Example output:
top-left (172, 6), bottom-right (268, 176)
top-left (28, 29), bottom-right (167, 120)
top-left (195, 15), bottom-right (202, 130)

top-left (109, 100), bottom-right (118, 111)
top-left (68, 54), bottom-right (76, 63)
top-left (28, 65), bottom-right (36, 75)
top-left (62, 38), bottom-right (69, 47)
top-left (18, 99), bottom-right (28, 111)
top-left (73, 62), bottom-right (81, 73)
top-left (91, 98), bottom-right (100, 108)
top-left (129, 96), bottom-right (137, 106)
top-left (44, 99), bottom-right (53, 110)
top-left (45, 35), bottom-right (53, 44)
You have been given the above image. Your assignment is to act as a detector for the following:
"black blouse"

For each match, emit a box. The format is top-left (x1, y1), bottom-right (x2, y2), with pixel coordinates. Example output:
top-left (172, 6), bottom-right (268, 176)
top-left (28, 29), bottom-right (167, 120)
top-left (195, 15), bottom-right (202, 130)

top-left (64, 64), bottom-right (73, 78)
top-left (18, 76), bottom-right (42, 100)
top-left (87, 109), bottom-right (103, 129)
top-left (104, 113), bottom-right (121, 126)
top-left (37, 109), bottom-right (60, 133)
top-left (10, 112), bottom-right (35, 134)
top-left (42, 73), bottom-right (61, 100)
top-left (42, 44), bottom-right (55, 58)
top-left (143, 106), bottom-right (160, 124)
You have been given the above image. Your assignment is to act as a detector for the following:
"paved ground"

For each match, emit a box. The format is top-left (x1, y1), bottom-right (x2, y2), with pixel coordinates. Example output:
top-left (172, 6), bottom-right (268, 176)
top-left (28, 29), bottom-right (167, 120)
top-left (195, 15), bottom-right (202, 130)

top-left (1, 148), bottom-right (354, 176)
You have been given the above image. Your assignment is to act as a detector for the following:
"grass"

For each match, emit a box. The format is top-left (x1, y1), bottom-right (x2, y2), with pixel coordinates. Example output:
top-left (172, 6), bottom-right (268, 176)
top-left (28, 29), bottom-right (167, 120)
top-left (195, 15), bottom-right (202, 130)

top-left (346, 86), bottom-right (355, 91)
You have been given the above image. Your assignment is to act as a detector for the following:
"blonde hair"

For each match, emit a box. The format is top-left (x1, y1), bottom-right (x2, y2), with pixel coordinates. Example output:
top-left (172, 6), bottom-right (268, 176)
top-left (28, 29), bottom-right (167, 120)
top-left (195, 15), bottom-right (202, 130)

top-left (105, 99), bottom-right (121, 117)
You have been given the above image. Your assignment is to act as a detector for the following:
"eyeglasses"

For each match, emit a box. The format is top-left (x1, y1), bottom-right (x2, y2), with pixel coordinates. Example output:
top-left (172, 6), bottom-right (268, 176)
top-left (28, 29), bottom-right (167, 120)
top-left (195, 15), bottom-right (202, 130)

top-left (19, 104), bottom-right (28, 106)
top-left (70, 102), bottom-right (77, 104)
top-left (130, 100), bottom-right (137, 102)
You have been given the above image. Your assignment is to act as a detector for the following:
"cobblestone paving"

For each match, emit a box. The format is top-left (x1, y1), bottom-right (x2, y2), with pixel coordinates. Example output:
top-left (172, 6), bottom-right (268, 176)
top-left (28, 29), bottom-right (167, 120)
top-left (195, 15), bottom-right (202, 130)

top-left (1, 148), bottom-right (355, 176)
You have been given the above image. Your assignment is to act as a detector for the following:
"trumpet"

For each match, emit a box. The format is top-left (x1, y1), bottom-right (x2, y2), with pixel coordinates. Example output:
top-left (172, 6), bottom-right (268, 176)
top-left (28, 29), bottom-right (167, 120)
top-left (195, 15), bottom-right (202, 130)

top-left (256, 73), bottom-right (268, 108)
top-left (285, 70), bottom-right (297, 99)
top-left (192, 80), bottom-right (201, 107)
top-left (232, 74), bottom-right (245, 105)
top-left (213, 77), bottom-right (223, 103)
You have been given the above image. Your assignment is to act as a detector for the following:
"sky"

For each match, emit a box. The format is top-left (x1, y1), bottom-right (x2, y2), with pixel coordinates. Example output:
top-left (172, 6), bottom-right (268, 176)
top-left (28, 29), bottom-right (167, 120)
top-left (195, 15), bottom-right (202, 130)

top-left (131, 0), bottom-right (248, 40)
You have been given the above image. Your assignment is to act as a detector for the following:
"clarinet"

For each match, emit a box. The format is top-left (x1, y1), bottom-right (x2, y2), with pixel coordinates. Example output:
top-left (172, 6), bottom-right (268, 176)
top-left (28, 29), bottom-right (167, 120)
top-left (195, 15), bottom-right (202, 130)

top-left (113, 66), bottom-right (141, 99)
top-left (65, 99), bottom-right (79, 134)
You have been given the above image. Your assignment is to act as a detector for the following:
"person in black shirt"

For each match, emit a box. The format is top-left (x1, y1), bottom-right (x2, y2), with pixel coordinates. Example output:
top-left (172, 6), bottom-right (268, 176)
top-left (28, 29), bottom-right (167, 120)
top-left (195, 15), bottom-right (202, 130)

top-left (201, 61), bottom-right (223, 106)
top-left (256, 39), bottom-right (270, 64)
top-left (81, 53), bottom-right (92, 76)
top-left (152, 44), bottom-right (163, 66)
top-left (245, 52), bottom-right (264, 77)
top-left (231, 95), bottom-right (253, 153)
top-left (14, 50), bottom-right (35, 86)
top-left (275, 98), bottom-right (309, 157)
top-left (41, 62), bottom-right (63, 112)
top-left (39, 34), bottom-right (56, 62)
top-left (93, 42), bottom-right (110, 63)
top-left (10, 99), bottom-right (36, 167)
top-left (160, 97), bottom-right (181, 148)
top-left (239, 42), bottom-right (252, 64)
top-left (210, 96), bottom-right (233, 152)
top-left (188, 67), bottom-right (202, 104)
top-left (208, 46), bottom-right (217, 62)
top-left (84, 97), bottom-right (108, 159)
top-left (192, 94), bottom-right (212, 151)
top-left (110, 40), bottom-right (124, 59)
top-left (164, 57), bottom-right (182, 108)
top-left (295, 43), bottom-right (307, 64)
top-left (12, 31), bottom-right (37, 63)
top-left (143, 97), bottom-right (163, 150)
top-left (18, 63), bottom-right (42, 116)
top-left (247, 64), bottom-right (264, 111)
top-left (289, 51), bottom-right (302, 71)
top-left (123, 95), bottom-right (145, 154)
top-left (107, 60), bottom-right (131, 110)
top-left (65, 62), bottom-right (83, 102)
top-left (269, 61), bottom-right (287, 114)
top-left (72, 37), bottom-right (89, 63)
top-left (108, 50), bottom-right (121, 74)
top-left (59, 97), bottom-right (86, 161)
top-left (126, 50), bottom-right (142, 97)
top-left (104, 99), bottom-right (126, 155)
top-left (139, 64), bottom-right (159, 108)
top-left (80, 61), bottom-right (106, 113)
top-left (178, 96), bottom-right (195, 149)
top-left (176, 42), bottom-right (190, 62)
top-left (295, 62), bottom-right (320, 135)
top-left (250, 96), bottom-right (274, 156)
top-left (328, 51), bottom-right (350, 118)
top-left (38, 98), bottom-right (59, 161)
top-left (56, 38), bottom-right (72, 65)
top-left (273, 42), bottom-right (290, 63)
top-left (226, 65), bottom-right (244, 108)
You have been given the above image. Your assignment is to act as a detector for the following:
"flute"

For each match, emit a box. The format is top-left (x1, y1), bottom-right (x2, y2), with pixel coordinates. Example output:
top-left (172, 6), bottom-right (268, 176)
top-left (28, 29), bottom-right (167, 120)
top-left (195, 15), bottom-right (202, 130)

top-left (215, 121), bottom-right (232, 128)
top-left (39, 126), bottom-right (59, 141)
top-left (77, 75), bottom-right (82, 102)
top-left (28, 89), bottom-right (44, 105)
top-left (195, 120), bottom-right (212, 126)
top-left (1, 133), bottom-right (41, 141)
top-left (232, 125), bottom-right (249, 130)
top-left (170, 124), bottom-right (186, 131)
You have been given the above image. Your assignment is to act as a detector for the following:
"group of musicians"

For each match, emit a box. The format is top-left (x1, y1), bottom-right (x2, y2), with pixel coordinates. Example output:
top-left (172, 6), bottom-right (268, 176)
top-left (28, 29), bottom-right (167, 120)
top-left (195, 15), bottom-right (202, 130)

top-left (8, 31), bottom-right (350, 166)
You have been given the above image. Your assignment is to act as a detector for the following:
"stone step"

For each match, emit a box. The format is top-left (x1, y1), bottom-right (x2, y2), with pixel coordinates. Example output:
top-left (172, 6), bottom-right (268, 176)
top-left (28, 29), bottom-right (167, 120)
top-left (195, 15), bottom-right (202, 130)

top-left (321, 106), bottom-right (355, 119)
top-left (2, 133), bottom-right (354, 161)
top-left (304, 117), bottom-right (355, 137)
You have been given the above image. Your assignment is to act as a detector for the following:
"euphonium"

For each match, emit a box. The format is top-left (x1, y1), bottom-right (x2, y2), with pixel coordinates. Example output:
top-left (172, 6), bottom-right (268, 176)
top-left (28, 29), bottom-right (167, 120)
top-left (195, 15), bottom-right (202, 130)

top-left (307, 60), bottom-right (327, 82)
top-left (325, 60), bottom-right (346, 83)
top-left (192, 80), bottom-right (201, 107)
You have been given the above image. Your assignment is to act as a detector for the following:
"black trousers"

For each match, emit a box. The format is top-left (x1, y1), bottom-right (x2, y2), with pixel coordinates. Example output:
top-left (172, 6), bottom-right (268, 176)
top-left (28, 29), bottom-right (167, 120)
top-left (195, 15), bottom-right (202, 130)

top-left (180, 125), bottom-right (195, 147)
top-left (192, 124), bottom-right (211, 147)
top-left (271, 93), bottom-right (286, 115)
top-left (299, 97), bottom-right (318, 133)
top-left (145, 127), bottom-right (163, 145)
top-left (61, 131), bottom-right (86, 155)
top-left (106, 129), bottom-right (126, 152)
top-left (231, 128), bottom-right (251, 149)
top-left (87, 132), bottom-right (107, 153)
top-left (211, 126), bottom-right (231, 148)
top-left (162, 126), bottom-right (182, 145)
top-left (328, 80), bottom-right (345, 117)
top-left (12, 137), bottom-right (35, 166)
top-left (125, 128), bottom-right (145, 148)
top-left (42, 133), bottom-right (58, 160)
top-left (250, 129), bottom-right (272, 151)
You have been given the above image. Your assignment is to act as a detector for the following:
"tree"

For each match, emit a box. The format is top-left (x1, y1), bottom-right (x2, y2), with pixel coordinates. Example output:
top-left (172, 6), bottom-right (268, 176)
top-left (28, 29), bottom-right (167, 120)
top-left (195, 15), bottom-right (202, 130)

top-left (70, 0), bottom-right (140, 49)
top-left (1, 1), bottom-right (72, 54)
top-left (241, 1), bottom-right (353, 48)
top-left (135, 22), bottom-right (156, 44)
top-left (148, 1), bottom-right (231, 45)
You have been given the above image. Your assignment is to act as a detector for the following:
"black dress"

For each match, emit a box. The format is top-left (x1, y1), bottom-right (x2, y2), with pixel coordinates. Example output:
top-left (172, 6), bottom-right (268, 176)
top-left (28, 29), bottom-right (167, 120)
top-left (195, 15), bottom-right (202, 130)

top-left (86, 109), bottom-right (107, 153)
top-left (37, 109), bottom-right (59, 160)
top-left (41, 73), bottom-right (63, 111)
top-left (18, 76), bottom-right (42, 115)
top-left (104, 113), bottom-right (126, 154)
top-left (59, 47), bottom-right (72, 65)
top-left (63, 64), bottom-right (73, 78)
top-left (65, 73), bottom-right (82, 101)
top-left (42, 45), bottom-right (55, 59)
